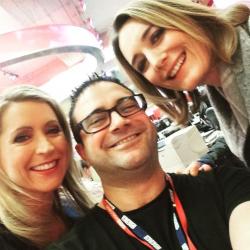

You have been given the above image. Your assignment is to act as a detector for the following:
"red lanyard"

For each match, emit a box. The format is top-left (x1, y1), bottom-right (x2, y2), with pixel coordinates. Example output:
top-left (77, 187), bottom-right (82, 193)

top-left (166, 174), bottom-right (197, 250)
top-left (102, 198), bottom-right (158, 250)
top-left (101, 174), bottom-right (197, 250)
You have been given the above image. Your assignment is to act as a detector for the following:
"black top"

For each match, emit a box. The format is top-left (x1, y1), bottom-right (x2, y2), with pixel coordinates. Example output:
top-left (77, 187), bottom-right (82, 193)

top-left (47, 165), bottom-right (250, 250)
top-left (0, 204), bottom-right (80, 250)
top-left (0, 225), bottom-right (38, 250)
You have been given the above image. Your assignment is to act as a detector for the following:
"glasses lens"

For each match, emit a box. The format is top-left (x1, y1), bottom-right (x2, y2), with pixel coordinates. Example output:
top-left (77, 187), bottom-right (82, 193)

top-left (83, 111), bottom-right (109, 133)
top-left (118, 95), bottom-right (145, 117)
top-left (79, 94), bottom-right (147, 134)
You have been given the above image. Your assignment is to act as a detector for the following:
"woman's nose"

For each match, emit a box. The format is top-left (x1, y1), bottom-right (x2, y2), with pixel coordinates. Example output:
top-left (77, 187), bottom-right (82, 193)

top-left (36, 136), bottom-right (55, 154)
top-left (145, 49), bottom-right (167, 71)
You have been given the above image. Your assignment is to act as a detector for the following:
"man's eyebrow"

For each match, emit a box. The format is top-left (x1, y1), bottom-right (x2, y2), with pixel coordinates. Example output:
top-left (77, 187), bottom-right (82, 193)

top-left (84, 97), bottom-right (128, 119)
top-left (132, 25), bottom-right (153, 67)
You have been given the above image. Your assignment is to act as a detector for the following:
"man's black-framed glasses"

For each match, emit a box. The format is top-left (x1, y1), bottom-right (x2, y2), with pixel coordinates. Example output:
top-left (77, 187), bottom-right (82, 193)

top-left (77, 94), bottom-right (147, 134)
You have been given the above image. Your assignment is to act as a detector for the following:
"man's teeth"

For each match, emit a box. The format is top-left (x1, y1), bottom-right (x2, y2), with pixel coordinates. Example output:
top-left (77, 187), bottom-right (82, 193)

top-left (31, 161), bottom-right (56, 171)
top-left (169, 54), bottom-right (185, 78)
top-left (115, 135), bottom-right (137, 146)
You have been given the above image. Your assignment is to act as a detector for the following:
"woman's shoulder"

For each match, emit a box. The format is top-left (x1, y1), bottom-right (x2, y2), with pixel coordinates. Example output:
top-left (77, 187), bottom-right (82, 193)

top-left (237, 16), bottom-right (250, 37)
top-left (0, 225), bottom-right (38, 250)
top-left (243, 16), bottom-right (250, 34)
top-left (247, 15), bottom-right (250, 32)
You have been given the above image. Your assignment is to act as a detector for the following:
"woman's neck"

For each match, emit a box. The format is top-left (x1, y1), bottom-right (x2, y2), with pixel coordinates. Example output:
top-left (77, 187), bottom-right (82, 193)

top-left (203, 63), bottom-right (222, 87)
top-left (47, 214), bottom-right (67, 242)
top-left (23, 191), bottom-right (67, 242)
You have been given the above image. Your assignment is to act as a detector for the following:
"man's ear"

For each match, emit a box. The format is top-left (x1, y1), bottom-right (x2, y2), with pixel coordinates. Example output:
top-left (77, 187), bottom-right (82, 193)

top-left (75, 143), bottom-right (88, 162)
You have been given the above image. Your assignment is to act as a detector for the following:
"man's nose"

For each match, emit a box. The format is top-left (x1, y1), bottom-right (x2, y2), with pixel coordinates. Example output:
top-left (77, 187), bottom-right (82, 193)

top-left (36, 136), bottom-right (55, 154)
top-left (109, 111), bottom-right (130, 132)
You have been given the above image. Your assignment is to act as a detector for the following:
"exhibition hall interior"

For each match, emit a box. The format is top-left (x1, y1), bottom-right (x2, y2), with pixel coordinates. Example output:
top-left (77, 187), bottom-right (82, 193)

top-left (0, 0), bottom-right (244, 202)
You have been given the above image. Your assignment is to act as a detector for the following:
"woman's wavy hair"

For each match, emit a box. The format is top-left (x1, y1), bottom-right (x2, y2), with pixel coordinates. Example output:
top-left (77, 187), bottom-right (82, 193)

top-left (0, 85), bottom-right (92, 248)
top-left (112, 0), bottom-right (249, 124)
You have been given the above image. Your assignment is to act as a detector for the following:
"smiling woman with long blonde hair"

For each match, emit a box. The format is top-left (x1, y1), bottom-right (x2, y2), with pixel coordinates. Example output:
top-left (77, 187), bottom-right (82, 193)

top-left (0, 85), bottom-right (92, 249)
top-left (112, 0), bottom-right (250, 166)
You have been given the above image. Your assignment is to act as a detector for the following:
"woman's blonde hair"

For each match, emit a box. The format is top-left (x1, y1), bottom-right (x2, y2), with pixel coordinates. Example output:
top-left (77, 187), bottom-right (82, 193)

top-left (113, 0), bottom-right (250, 123)
top-left (0, 85), bottom-right (92, 248)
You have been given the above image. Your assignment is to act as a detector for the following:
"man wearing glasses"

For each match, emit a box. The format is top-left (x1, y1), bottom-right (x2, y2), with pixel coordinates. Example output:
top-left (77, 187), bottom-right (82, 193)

top-left (48, 75), bottom-right (250, 250)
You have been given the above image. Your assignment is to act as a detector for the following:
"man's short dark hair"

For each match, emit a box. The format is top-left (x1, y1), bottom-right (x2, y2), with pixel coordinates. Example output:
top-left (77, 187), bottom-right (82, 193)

top-left (69, 74), bottom-right (135, 144)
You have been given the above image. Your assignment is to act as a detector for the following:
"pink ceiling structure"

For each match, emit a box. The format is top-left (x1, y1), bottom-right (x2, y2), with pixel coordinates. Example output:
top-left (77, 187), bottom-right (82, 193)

top-left (0, 24), bottom-right (103, 92)
top-left (0, 0), bottom-right (103, 94)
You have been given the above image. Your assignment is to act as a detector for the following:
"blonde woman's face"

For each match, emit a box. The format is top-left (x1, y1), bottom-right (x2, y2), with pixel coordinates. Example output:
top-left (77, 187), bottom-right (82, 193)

top-left (0, 101), bottom-right (70, 194)
top-left (119, 19), bottom-right (213, 91)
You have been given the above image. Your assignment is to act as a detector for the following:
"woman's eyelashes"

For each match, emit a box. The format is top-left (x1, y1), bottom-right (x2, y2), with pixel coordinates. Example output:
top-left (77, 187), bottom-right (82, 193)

top-left (14, 133), bottom-right (31, 143)
top-left (137, 57), bottom-right (148, 73)
top-left (150, 27), bottom-right (165, 45)
top-left (46, 125), bottom-right (62, 135)
top-left (13, 124), bottom-right (62, 144)
top-left (136, 27), bottom-right (165, 73)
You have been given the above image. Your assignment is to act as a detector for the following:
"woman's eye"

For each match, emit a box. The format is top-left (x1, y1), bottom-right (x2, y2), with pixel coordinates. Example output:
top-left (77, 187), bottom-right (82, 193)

top-left (137, 58), bottom-right (147, 73)
top-left (150, 28), bottom-right (164, 44)
top-left (47, 126), bottom-right (61, 134)
top-left (14, 134), bottom-right (30, 143)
